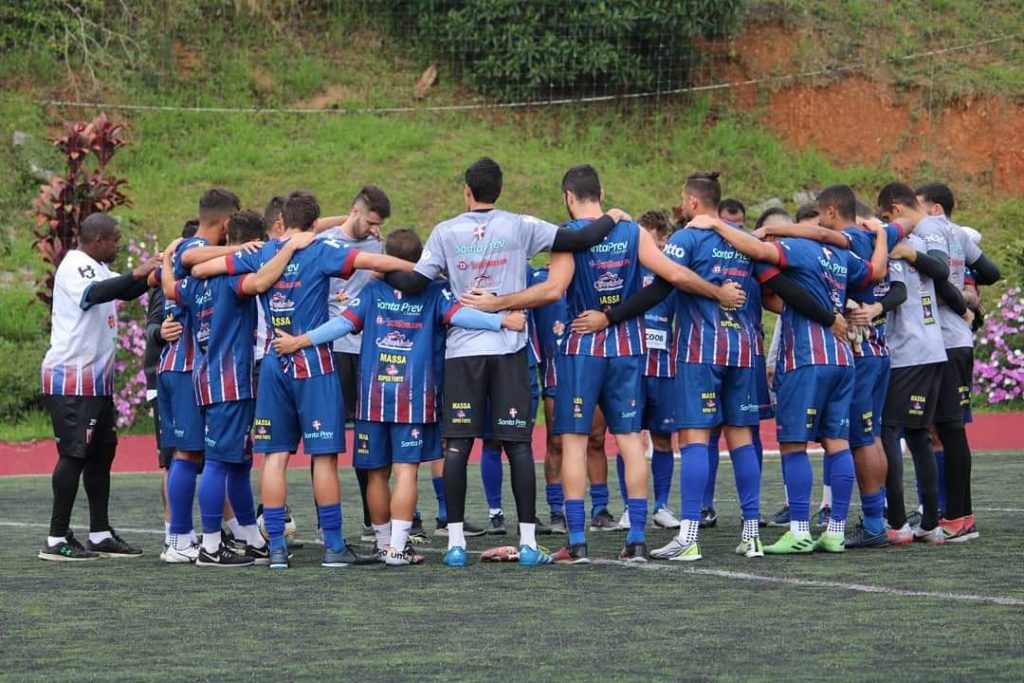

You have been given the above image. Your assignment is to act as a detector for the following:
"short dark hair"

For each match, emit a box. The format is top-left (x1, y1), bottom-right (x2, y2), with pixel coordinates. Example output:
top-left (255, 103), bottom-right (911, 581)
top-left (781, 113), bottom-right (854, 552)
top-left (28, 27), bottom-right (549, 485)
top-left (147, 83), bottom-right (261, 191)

top-left (816, 184), bottom-right (856, 221)
top-left (182, 219), bottom-right (199, 239)
top-left (80, 212), bottom-right (119, 242)
top-left (915, 182), bottom-right (955, 217)
top-left (561, 164), bottom-right (602, 203)
top-left (354, 184), bottom-right (391, 219)
top-left (876, 182), bottom-right (920, 214)
top-left (754, 207), bottom-right (790, 230)
top-left (795, 203), bottom-right (820, 222)
top-left (385, 228), bottom-right (423, 263)
top-left (854, 199), bottom-right (875, 220)
top-left (227, 210), bottom-right (266, 244)
top-left (638, 209), bottom-right (670, 236)
top-left (683, 171), bottom-right (722, 208)
top-left (464, 157), bottom-right (502, 204)
top-left (264, 195), bottom-right (285, 231)
top-left (198, 188), bottom-right (240, 220)
top-left (282, 190), bottom-right (320, 231)
top-left (718, 198), bottom-right (746, 219)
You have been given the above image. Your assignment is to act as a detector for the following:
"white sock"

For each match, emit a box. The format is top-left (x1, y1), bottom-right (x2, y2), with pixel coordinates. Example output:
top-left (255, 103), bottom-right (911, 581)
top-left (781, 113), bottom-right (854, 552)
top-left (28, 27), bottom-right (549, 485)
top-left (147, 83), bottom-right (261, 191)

top-left (742, 518), bottom-right (759, 541)
top-left (47, 535), bottom-right (66, 547)
top-left (678, 519), bottom-right (699, 545)
top-left (171, 533), bottom-right (193, 551)
top-left (822, 485), bottom-right (833, 507)
top-left (202, 530), bottom-right (221, 554)
top-left (488, 508), bottom-right (503, 518)
top-left (826, 518), bottom-right (846, 536)
top-left (243, 524), bottom-right (265, 549)
top-left (447, 522), bottom-right (466, 549)
top-left (519, 522), bottom-right (537, 549)
top-left (372, 522), bottom-right (392, 549)
top-left (790, 520), bottom-right (810, 535)
top-left (188, 530), bottom-right (198, 545)
top-left (164, 522), bottom-right (171, 546)
top-left (88, 530), bottom-right (112, 544)
top-left (224, 517), bottom-right (242, 536)
top-left (391, 519), bottom-right (412, 551)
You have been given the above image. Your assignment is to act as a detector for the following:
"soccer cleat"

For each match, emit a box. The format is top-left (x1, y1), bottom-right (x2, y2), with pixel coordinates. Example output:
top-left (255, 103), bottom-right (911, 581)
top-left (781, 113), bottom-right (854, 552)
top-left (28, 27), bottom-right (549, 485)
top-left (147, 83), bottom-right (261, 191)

top-left (653, 507), bottom-right (681, 530)
top-left (269, 546), bottom-right (290, 570)
top-left (619, 542), bottom-right (649, 563)
top-left (322, 545), bottom-right (376, 568)
top-left (764, 531), bottom-right (815, 555)
top-left (815, 506), bottom-right (831, 529)
top-left (85, 530), bottom-right (143, 558)
top-left (906, 510), bottom-right (923, 528)
top-left (699, 507), bottom-right (718, 529)
top-left (533, 517), bottom-right (552, 536)
top-left (590, 509), bottom-right (620, 532)
top-left (887, 524), bottom-right (914, 546)
top-left (162, 544), bottom-right (200, 564)
top-left (372, 543), bottom-right (388, 563)
top-left (434, 519), bottom-right (486, 537)
top-left (959, 515), bottom-right (980, 542)
top-left (615, 509), bottom-right (631, 531)
top-left (245, 544), bottom-right (271, 565)
top-left (735, 537), bottom-right (765, 558)
top-left (386, 544), bottom-right (425, 567)
top-left (552, 543), bottom-right (590, 565)
top-left (912, 525), bottom-right (947, 546)
top-left (486, 512), bottom-right (507, 535)
top-left (758, 512), bottom-right (768, 528)
top-left (434, 519), bottom-right (448, 537)
top-left (941, 516), bottom-right (979, 543)
top-left (360, 525), bottom-right (375, 543)
top-left (443, 546), bottom-right (468, 568)
top-left (221, 527), bottom-right (240, 550)
top-left (409, 517), bottom-right (429, 544)
top-left (769, 504), bottom-right (791, 527)
top-left (197, 544), bottom-right (255, 568)
top-left (38, 538), bottom-right (100, 562)
top-left (813, 531), bottom-right (846, 553)
top-left (844, 524), bottom-right (888, 549)
top-left (650, 536), bottom-right (701, 562)
top-left (519, 545), bottom-right (555, 566)
top-left (549, 513), bottom-right (568, 535)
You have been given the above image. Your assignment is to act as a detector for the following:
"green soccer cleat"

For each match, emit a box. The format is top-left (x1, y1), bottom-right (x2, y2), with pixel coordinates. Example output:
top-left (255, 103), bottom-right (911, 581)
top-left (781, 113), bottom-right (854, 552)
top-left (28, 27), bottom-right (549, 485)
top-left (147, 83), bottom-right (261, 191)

top-left (735, 537), bottom-right (765, 558)
top-left (814, 531), bottom-right (846, 553)
top-left (764, 531), bottom-right (815, 555)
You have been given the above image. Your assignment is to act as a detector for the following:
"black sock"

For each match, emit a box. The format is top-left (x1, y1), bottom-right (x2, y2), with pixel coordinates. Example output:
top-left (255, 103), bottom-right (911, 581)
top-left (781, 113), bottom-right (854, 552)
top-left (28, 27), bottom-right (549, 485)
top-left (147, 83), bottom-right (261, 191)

top-left (442, 438), bottom-right (473, 524)
top-left (881, 426), bottom-right (906, 529)
top-left (502, 440), bottom-right (537, 526)
top-left (82, 442), bottom-right (116, 532)
top-left (936, 421), bottom-right (971, 519)
top-left (905, 428), bottom-right (939, 530)
top-left (50, 456), bottom-right (85, 538)
top-left (355, 467), bottom-right (371, 527)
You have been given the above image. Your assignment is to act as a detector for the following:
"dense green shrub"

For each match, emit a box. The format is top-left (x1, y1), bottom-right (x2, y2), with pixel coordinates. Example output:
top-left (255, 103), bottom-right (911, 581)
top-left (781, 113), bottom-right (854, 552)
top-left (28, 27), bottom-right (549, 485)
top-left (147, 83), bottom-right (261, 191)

top-left (0, 338), bottom-right (46, 424)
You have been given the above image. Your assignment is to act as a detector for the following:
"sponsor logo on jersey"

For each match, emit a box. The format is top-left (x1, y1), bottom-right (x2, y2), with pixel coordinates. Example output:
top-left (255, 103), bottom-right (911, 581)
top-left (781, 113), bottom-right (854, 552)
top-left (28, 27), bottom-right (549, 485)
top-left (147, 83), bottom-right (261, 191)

top-left (590, 240), bottom-right (628, 254)
top-left (455, 239), bottom-right (507, 256)
top-left (269, 292), bottom-right (295, 312)
top-left (664, 243), bottom-right (685, 259)
top-left (594, 272), bottom-right (624, 292)
top-left (378, 331), bottom-right (414, 351)
top-left (78, 265), bottom-right (96, 279)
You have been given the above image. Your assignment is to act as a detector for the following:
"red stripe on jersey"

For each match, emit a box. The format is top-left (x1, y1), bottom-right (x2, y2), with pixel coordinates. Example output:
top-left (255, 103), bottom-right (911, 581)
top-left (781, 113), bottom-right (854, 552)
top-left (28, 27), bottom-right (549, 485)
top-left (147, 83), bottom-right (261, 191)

top-left (317, 345), bottom-right (333, 375)
top-left (342, 309), bottom-right (363, 333)
top-left (773, 242), bottom-right (788, 269)
top-left (235, 275), bottom-right (249, 298)
top-left (225, 255), bottom-right (239, 276)
top-left (397, 381), bottom-right (410, 423)
top-left (293, 353), bottom-right (309, 379)
top-left (714, 315), bottom-right (728, 365)
top-left (65, 365), bottom-right (77, 395)
top-left (81, 366), bottom-right (94, 396)
top-left (222, 351), bottom-right (237, 401)
top-left (340, 249), bottom-right (361, 280)
top-left (444, 303), bottom-right (462, 327)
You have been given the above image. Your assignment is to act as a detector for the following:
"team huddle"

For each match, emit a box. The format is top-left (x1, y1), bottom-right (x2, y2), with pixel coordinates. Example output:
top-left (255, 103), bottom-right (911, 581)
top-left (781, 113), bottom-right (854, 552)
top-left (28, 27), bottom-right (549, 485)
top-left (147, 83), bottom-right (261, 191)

top-left (37, 157), bottom-right (999, 569)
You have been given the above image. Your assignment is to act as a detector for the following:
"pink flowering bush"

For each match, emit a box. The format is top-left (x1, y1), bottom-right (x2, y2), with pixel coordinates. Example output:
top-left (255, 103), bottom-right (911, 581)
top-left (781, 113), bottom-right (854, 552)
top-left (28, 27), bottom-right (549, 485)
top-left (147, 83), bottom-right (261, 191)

top-left (112, 236), bottom-right (158, 428)
top-left (974, 287), bottom-right (1024, 405)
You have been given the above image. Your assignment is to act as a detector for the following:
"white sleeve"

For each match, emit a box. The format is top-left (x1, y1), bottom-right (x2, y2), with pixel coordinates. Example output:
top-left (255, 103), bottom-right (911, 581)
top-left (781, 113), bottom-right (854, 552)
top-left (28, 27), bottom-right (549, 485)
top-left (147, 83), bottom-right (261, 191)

top-left (521, 214), bottom-right (560, 257)
top-left (58, 252), bottom-right (102, 311)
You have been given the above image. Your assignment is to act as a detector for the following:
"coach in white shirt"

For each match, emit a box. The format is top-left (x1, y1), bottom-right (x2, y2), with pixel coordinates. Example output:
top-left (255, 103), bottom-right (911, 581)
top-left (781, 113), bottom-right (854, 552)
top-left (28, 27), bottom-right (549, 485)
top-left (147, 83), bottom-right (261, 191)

top-left (37, 213), bottom-right (158, 562)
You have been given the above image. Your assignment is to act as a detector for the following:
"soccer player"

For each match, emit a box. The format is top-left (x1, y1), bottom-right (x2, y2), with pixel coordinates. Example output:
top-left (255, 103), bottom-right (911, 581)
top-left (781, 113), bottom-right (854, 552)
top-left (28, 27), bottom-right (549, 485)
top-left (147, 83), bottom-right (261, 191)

top-left (271, 228), bottom-right (524, 565)
top-left (705, 185), bottom-right (889, 554)
top-left (39, 212), bottom-right (158, 561)
top-left (190, 190), bottom-right (414, 569)
top-left (469, 164), bottom-right (747, 563)
top-left (383, 157), bottom-right (632, 567)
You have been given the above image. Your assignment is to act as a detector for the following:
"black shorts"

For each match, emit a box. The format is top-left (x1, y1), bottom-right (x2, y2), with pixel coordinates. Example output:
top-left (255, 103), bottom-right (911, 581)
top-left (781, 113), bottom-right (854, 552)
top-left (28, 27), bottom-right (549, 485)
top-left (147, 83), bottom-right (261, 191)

top-left (333, 351), bottom-right (358, 425)
top-left (935, 347), bottom-right (973, 425)
top-left (149, 399), bottom-right (174, 468)
top-left (882, 363), bottom-right (943, 429)
top-left (442, 350), bottom-right (533, 442)
top-left (45, 394), bottom-right (118, 460)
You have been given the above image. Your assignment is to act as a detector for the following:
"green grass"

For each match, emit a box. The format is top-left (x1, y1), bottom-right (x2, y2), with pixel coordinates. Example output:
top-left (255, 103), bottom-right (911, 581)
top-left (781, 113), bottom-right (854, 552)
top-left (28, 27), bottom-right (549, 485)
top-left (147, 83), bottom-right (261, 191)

top-left (0, 410), bottom-right (51, 443)
top-left (1, 455), bottom-right (1022, 681)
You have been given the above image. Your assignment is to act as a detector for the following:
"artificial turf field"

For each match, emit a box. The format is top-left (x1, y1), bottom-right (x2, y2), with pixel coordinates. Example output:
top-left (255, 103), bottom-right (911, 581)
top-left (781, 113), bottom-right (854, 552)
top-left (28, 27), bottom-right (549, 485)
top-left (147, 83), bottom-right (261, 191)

top-left (1, 453), bottom-right (1022, 682)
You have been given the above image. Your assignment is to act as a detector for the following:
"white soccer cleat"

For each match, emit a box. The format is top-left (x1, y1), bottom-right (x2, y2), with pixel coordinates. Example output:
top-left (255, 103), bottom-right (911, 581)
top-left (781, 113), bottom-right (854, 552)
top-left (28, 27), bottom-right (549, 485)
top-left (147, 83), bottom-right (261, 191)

top-left (162, 544), bottom-right (200, 564)
top-left (650, 536), bottom-right (702, 562)
top-left (652, 507), bottom-right (681, 529)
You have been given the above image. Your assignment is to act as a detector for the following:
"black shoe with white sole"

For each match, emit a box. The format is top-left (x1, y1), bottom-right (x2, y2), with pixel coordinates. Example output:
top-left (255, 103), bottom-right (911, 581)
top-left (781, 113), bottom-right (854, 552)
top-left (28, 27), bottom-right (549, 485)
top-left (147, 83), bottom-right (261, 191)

top-left (38, 538), bottom-right (100, 562)
top-left (196, 544), bottom-right (255, 568)
top-left (86, 530), bottom-right (143, 558)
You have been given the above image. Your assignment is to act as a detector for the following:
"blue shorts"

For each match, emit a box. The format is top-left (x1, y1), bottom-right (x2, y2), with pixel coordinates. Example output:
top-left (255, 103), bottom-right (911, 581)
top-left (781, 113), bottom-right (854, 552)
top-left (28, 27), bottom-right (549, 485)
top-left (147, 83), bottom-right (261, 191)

top-left (253, 360), bottom-right (344, 455)
top-left (849, 355), bottom-right (890, 449)
top-left (674, 363), bottom-right (760, 430)
top-left (643, 376), bottom-right (676, 435)
top-left (553, 355), bottom-right (643, 435)
top-left (156, 371), bottom-right (204, 451)
top-left (203, 400), bottom-right (254, 464)
top-left (775, 364), bottom-right (855, 444)
top-left (353, 421), bottom-right (440, 469)
top-left (754, 355), bottom-right (774, 420)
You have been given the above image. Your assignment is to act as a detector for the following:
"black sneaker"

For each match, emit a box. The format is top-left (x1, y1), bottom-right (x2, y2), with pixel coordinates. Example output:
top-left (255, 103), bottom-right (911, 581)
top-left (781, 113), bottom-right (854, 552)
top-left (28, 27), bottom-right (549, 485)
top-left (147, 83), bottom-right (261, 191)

top-left (589, 509), bottom-right (619, 532)
top-left (221, 527), bottom-right (242, 549)
top-left (197, 544), bottom-right (255, 567)
top-left (815, 505), bottom-right (831, 528)
top-left (322, 544), bottom-right (378, 568)
top-left (534, 517), bottom-right (552, 536)
top-left (619, 542), bottom-right (649, 563)
top-left (769, 503), bottom-right (791, 527)
top-left (66, 529), bottom-right (87, 551)
top-left (245, 544), bottom-right (270, 565)
top-left (549, 513), bottom-right (568, 535)
top-left (409, 517), bottom-right (429, 544)
top-left (85, 530), bottom-right (143, 558)
top-left (487, 512), bottom-right (507, 535)
top-left (463, 519), bottom-right (487, 537)
top-left (552, 543), bottom-right (590, 565)
top-left (699, 507), bottom-right (718, 529)
top-left (844, 523), bottom-right (889, 549)
top-left (38, 538), bottom-right (100, 562)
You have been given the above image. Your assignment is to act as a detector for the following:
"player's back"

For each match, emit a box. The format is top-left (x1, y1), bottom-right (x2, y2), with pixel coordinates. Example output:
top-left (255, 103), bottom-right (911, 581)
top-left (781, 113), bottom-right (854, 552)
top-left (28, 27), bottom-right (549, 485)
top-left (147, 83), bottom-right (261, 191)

top-left (159, 236), bottom-right (207, 373)
top-left (843, 223), bottom-right (903, 356)
top-left (886, 233), bottom-right (946, 369)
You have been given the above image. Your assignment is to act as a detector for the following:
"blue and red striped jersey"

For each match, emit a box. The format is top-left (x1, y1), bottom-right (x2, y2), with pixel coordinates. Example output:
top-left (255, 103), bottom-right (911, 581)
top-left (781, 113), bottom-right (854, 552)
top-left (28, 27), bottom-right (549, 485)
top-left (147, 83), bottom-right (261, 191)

top-left (531, 267), bottom-right (568, 390)
top-left (843, 223), bottom-right (904, 358)
top-left (640, 268), bottom-right (676, 378)
top-left (158, 236), bottom-right (206, 374)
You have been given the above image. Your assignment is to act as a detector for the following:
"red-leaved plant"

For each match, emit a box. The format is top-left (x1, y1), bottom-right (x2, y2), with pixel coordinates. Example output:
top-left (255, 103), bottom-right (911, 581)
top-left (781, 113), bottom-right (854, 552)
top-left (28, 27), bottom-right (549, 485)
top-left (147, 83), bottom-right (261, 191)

top-left (32, 114), bottom-right (130, 311)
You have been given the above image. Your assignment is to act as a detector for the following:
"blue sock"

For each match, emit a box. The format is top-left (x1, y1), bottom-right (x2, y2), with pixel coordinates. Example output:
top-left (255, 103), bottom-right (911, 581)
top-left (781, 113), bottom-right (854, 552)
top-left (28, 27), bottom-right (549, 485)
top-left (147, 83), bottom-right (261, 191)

top-left (703, 431), bottom-right (720, 508)
top-left (935, 449), bottom-right (947, 513)
top-left (827, 450), bottom-right (855, 523)
top-left (197, 460), bottom-right (228, 534)
top-left (432, 476), bottom-right (447, 523)
top-left (861, 490), bottom-right (886, 535)
top-left (546, 483), bottom-right (564, 517)
top-left (679, 443), bottom-right (709, 521)
top-left (651, 449), bottom-right (673, 512)
top-left (615, 455), bottom-right (628, 504)
top-left (590, 483), bottom-right (610, 518)
top-left (822, 450), bottom-right (833, 489)
top-left (626, 499), bottom-right (647, 544)
top-left (318, 503), bottom-right (344, 553)
top-left (263, 506), bottom-right (287, 551)
top-left (565, 499), bottom-right (586, 546)
top-left (751, 427), bottom-right (763, 471)
top-left (782, 451), bottom-right (812, 522)
top-left (226, 460), bottom-right (256, 526)
top-left (167, 458), bottom-right (200, 534)
top-left (730, 444), bottom-right (761, 520)
top-left (481, 445), bottom-right (503, 510)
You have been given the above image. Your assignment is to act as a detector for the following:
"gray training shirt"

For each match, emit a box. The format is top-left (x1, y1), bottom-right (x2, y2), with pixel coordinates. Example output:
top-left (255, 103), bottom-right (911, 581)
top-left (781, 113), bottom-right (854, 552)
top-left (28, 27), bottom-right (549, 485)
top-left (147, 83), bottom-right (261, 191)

top-left (414, 209), bottom-right (559, 359)
top-left (912, 215), bottom-right (982, 350)
top-left (886, 233), bottom-right (947, 369)
top-left (320, 227), bottom-right (384, 354)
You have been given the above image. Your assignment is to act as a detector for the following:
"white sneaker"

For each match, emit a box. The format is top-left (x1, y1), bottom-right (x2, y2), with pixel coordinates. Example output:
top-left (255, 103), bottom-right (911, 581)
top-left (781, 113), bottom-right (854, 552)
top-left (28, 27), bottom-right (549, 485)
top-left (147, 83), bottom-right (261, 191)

top-left (653, 507), bottom-right (681, 529)
top-left (617, 510), bottom-right (631, 530)
top-left (162, 543), bottom-right (199, 564)
top-left (650, 536), bottom-right (702, 562)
